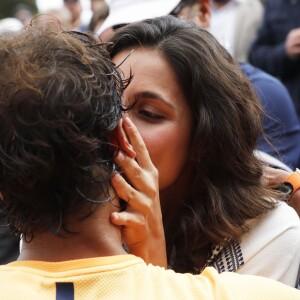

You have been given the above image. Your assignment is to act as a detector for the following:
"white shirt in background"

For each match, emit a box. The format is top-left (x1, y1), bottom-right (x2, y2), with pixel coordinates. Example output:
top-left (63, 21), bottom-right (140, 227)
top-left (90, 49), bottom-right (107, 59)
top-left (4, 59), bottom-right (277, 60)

top-left (210, 0), bottom-right (238, 55)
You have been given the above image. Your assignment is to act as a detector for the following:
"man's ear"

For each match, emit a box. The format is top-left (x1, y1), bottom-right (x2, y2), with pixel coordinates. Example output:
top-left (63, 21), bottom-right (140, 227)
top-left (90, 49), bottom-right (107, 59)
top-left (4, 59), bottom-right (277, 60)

top-left (109, 119), bottom-right (136, 158)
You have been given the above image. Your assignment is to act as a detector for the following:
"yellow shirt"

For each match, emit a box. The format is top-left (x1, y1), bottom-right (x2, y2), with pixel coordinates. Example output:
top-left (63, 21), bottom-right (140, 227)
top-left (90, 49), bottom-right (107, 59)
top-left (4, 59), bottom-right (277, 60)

top-left (0, 255), bottom-right (299, 299)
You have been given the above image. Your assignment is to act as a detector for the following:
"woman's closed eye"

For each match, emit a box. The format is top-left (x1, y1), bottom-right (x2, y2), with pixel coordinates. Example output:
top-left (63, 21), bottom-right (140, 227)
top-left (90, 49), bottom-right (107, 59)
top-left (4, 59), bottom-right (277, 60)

top-left (124, 92), bottom-right (175, 123)
top-left (139, 109), bottom-right (165, 121)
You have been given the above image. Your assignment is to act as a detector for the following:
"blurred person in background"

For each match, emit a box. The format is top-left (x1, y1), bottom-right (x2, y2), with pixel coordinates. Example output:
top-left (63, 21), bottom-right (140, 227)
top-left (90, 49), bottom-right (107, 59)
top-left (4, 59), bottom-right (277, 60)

top-left (88, 0), bottom-right (109, 33)
top-left (63, 0), bottom-right (87, 31)
top-left (13, 4), bottom-right (33, 26)
top-left (241, 61), bottom-right (300, 170)
top-left (91, 0), bottom-right (107, 13)
top-left (210, 0), bottom-right (263, 62)
top-left (249, 0), bottom-right (300, 121)
top-left (0, 18), bottom-right (23, 33)
top-left (43, 7), bottom-right (73, 30)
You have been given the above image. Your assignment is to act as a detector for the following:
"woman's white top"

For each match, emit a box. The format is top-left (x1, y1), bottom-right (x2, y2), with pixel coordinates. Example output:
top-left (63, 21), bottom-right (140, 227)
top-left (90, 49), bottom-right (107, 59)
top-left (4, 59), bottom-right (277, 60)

top-left (209, 201), bottom-right (300, 287)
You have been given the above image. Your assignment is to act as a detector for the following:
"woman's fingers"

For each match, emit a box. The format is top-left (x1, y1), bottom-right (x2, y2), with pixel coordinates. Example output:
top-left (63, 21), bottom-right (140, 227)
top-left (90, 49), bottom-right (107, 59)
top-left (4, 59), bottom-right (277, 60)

top-left (110, 211), bottom-right (147, 248)
top-left (111, 211), bottom-right (144, 228)
top-left (122, 116), bottom-right (154, 170)
top-left (110, 119), bottom-right (136, 158)
top-left (110, 200), bottom-right (167, 268)
top-left (111, 172), bottom-right (154, 212)
top-left (114, 116), bottom-right (158, 193)
top-left (114, 150), bottom-right (158, 194)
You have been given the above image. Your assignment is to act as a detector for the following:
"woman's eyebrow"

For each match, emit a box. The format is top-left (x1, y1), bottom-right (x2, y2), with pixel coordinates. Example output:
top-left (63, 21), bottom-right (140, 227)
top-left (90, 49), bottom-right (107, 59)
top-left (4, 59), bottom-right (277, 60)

top-left (137, 91), bottom-right (176, 110)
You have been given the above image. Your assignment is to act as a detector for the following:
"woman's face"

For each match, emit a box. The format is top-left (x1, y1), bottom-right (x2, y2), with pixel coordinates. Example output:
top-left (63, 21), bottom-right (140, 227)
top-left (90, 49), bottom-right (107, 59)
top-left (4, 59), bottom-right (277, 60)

top-left (113, 48), bottom-right (193, 190)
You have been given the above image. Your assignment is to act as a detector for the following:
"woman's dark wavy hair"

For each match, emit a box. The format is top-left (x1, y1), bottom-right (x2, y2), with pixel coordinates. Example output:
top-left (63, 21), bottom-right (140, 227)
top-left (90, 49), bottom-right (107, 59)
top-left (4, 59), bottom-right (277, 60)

top-left (0, 19), bottom-right (127, 239)
top-left (109, 15), bottom-right (280, 273)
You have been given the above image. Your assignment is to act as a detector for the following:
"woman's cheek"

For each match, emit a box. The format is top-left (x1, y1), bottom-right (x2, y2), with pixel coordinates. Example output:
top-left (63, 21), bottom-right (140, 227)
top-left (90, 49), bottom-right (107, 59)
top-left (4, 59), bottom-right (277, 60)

top-left (144, 130), bottom-right (182, 174)
top-left (137, 125), bottom-right (168, 159)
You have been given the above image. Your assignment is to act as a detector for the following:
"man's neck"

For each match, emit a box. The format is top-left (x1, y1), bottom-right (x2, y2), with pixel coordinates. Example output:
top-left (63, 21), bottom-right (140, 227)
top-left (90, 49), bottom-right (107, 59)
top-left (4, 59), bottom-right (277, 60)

top-left (19, 202), bottom-right (127, 262)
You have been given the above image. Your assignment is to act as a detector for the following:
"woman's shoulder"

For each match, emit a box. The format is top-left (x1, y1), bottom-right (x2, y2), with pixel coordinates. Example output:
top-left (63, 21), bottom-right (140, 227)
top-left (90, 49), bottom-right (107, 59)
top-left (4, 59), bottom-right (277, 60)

top-left (209, 201), bottom-right (300, 286)
top-left (261, 201), bottom-right (299, 230)
top-left (237, 201), bottom-right (300, 286)
top-left (244, 201), bottom-right (300, 246)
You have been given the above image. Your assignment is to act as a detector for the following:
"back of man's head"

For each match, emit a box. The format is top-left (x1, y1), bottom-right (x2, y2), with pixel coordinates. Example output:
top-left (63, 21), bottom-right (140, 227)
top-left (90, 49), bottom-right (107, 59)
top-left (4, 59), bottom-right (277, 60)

top-left (0, 19), bottom-right (124, 239)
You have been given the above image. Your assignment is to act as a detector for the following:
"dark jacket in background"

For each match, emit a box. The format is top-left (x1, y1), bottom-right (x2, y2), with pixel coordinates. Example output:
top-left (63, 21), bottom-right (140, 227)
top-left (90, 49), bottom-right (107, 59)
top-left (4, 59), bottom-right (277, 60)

top-left (0, 218), bottom-right (19, 264)
top-left (249, 0), bottom-right (300, 117)
top-left (241, 63), bottom-right (300, 169)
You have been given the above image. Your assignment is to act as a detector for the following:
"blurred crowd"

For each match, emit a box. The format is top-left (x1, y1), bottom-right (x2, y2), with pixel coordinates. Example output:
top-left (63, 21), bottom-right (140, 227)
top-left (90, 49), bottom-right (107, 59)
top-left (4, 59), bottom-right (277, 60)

top-left (1, 0), bottom-right (299, 117)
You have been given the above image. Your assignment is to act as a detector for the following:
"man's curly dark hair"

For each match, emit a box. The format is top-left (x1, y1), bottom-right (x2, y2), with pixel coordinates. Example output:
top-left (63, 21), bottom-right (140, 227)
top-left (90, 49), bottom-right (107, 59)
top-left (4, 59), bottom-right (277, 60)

top-left (0, 20), bottom-right (127, 239)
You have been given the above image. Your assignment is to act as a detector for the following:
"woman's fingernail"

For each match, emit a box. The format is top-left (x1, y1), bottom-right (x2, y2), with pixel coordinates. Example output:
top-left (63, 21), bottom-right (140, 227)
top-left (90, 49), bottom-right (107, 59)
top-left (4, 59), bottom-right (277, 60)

top-left (111, 212), bottom-right (119, 221)
top-left (117, 151), bottom-right (125, 161)
top-left (124, 116), bottom-right (134, 127)
top-left (113, 173), bottom-right (122, 183)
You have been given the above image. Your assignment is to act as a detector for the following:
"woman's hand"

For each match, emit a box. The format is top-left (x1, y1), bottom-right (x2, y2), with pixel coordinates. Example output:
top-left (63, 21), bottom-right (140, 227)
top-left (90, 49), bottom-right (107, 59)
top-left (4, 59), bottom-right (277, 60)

top-left (263, 166), bottom-right (300, 216)
top-left (110, 116), bottom-right (167, 268)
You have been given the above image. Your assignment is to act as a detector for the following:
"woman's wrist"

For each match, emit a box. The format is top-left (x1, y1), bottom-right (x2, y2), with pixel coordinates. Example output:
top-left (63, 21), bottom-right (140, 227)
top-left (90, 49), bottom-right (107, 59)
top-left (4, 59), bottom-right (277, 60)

top-left (127, 238), bottom-right (167, 268)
